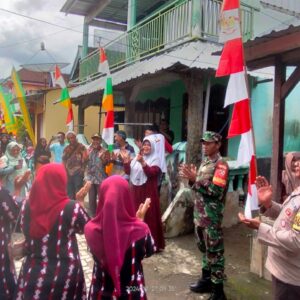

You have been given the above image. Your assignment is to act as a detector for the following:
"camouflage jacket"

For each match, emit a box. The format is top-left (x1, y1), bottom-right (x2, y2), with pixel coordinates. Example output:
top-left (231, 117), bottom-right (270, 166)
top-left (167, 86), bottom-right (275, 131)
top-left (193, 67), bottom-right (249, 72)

top-left (193, 154), bottom-right (229, 228)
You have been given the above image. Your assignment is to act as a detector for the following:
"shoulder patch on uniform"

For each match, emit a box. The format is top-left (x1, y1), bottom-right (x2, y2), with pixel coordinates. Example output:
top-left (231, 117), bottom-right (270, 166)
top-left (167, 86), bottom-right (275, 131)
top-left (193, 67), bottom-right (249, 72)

top-left (212, 162), bottom-right (229, 188)
top-left (285, 208), bottom-right (292, 217)
top-left (292, 212), bottom-right (300, 232)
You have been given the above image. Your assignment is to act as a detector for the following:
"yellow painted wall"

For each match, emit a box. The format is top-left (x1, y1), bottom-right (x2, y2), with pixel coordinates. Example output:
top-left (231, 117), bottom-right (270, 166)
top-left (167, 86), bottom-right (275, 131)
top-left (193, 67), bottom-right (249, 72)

top-left (84, 105), bottom-right (100, 143)
top-left (43, 89), bottom-right (78, 140)
top-left (43, 89), bottom-right (110, 144)
top-left (81, 105), bottom-right (124, 144)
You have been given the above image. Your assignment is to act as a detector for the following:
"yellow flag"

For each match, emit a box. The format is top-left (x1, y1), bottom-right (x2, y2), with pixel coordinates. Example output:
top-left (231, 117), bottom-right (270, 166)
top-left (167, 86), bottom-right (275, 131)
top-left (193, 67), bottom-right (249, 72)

top-left (11, 67), bottom-right (36, 145)
top-left (0, 86), bottom-right (18, 134)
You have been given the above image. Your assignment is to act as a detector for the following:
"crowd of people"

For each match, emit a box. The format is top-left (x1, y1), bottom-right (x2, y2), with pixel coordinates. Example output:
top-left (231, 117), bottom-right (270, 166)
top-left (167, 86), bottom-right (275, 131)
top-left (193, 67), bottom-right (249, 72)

top-left (0, 122), bottom-right (170, 300)
top-left (0, 123), bottom-right (299, 300)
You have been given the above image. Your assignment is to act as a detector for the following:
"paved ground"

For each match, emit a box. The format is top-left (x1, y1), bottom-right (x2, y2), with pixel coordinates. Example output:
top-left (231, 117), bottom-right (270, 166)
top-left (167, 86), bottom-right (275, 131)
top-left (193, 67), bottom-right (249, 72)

top-left (15, 223), bottom-right (272, 299)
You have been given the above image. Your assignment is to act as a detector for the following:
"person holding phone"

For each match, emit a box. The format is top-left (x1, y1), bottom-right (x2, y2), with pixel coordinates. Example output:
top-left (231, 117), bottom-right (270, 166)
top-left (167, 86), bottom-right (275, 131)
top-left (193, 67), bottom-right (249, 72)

top-left (124, 138), bottom-right (165, 252)
top-left (111, 130), bottom-right (135, 180)
top-left (46, 132), bottom-right (67, 163)
top-left (2, 142), bottom-right (30, 197)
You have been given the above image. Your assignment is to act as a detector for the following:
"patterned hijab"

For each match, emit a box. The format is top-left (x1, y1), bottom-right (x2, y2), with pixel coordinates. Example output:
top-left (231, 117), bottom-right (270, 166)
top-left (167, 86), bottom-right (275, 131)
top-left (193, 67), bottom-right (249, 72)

top-left (28, 163), bottom-right (70, 238)
top-left (84, 176), bottom-right (150, 296)
top-left (129, 138), bottom-right (160, 186)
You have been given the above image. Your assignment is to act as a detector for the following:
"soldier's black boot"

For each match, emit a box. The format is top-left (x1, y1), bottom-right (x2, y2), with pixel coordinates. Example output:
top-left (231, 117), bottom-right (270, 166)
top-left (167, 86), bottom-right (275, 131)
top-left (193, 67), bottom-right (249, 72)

top-left (208, 282), bottom-right (227, 300)
top-left (189, 268), bottom-right (212, 293)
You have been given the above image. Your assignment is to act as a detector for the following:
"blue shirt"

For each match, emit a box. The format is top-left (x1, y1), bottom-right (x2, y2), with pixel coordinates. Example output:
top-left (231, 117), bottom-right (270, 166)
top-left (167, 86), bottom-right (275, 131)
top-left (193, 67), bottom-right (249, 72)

top-left (50, 142), bottom-right (67, 163)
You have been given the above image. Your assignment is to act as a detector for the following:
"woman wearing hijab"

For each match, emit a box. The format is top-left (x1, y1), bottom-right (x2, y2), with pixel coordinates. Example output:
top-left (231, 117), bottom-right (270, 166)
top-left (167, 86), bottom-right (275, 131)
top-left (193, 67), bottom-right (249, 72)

top-left (33, 138), bottom-right (51, 171)
top-left (0, 186), bottom-right (19, 300)
top-left (282, 152), bottom-right (300, 199)
top-left (15, 164), bottom-right (90, 300)
top-left (124, 138), bottom-right (165, 251)
top-left (239, 171), bottom-right (300, 300)
top-left (2, 142), bottom-right (29, 197)
top-left (0, 156), bottom-right (30, 300)
top-left (84, 176), bottom-right (155, 299)
top-left (0, 133), bottom-right (10, 156)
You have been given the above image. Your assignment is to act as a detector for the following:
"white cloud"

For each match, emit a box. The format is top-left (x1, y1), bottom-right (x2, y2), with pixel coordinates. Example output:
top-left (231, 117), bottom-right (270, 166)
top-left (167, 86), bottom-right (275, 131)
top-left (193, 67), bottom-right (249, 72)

top-left (0, 0), bottom-right (84, 78)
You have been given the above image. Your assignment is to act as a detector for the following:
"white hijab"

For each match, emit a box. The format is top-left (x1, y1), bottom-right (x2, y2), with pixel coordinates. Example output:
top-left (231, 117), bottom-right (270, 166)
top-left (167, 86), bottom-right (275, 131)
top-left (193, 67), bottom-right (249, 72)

top-left (130, 139), bottom-right (160, 186)
top-left (145, 133), bottom-right (167, 173)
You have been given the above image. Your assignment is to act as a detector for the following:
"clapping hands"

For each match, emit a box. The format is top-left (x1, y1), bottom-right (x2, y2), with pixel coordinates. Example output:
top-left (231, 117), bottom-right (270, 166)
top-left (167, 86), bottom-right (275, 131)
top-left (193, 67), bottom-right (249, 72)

top-left (119, 149), bottom-right (131, 164)
top-left (178, 163), bottom-right (197, 182)
top-left (136, 198), bottom-right (151, 221)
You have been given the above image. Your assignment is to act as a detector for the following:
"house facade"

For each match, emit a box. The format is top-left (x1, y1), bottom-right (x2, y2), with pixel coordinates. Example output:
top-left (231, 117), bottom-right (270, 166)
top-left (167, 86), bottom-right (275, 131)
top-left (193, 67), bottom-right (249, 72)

top-left (61, 0), bottom-right (300, 170)
top-left (1, 68), bottom-right (102, 143)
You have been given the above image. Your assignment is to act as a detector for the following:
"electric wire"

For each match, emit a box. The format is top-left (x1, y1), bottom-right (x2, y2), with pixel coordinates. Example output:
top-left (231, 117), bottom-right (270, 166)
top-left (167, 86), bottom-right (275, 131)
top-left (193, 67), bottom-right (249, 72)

top-left (0, 3), bottom-right (293, 77)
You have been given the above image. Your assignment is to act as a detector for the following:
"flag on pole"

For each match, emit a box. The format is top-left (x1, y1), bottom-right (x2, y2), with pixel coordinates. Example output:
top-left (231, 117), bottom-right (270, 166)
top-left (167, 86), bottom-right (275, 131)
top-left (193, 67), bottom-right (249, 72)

top-left (98, 47), bottom-right (110, 75)
top-left (216, 0), bottom-right (258, 218)
top-left (0, 86), bottom-right (18, 134)
top-left (100, 48), bottom-right (114, 175)
top-left (11, 67), bottom-right (36, 146)
top-left (54, 65), bottom-right (74, 130)
top-left (102, 77), bottom-right (114, 152)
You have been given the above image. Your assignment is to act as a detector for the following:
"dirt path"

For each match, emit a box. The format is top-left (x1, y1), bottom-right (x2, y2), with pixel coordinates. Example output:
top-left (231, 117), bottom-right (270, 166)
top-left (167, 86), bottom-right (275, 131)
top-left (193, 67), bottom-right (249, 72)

top-left (144, 224), bottom-right (272, 300)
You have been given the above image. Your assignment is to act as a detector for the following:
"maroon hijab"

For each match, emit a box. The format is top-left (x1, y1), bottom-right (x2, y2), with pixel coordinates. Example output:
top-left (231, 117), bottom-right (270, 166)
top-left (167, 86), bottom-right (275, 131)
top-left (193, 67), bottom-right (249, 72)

top-left (84, 175), bottom-right (150, 296)
top-left (29, 163), bottom-right (70, 239)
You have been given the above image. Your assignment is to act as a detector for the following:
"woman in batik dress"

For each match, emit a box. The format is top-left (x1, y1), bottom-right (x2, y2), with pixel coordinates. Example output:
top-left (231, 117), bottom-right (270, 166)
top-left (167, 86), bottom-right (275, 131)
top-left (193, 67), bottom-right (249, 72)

top-left (84, 176), bottom-right (156, 300)
top-left (0, 186), bottom-right (19, 300)
top-left (15, 163), bottom-right (90, 300)
top-left (0, 157), bottom-right (30, 300)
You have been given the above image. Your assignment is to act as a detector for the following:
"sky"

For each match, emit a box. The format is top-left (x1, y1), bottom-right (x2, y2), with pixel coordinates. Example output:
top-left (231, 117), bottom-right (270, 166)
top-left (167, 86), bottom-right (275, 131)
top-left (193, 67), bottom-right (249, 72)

top-left (0, 0), bottom-right (84, 79)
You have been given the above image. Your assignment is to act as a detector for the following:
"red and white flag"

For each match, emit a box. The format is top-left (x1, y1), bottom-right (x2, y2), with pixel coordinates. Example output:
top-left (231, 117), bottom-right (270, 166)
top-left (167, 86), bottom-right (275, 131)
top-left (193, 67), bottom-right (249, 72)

top-left (216, 0), bottom-right (258, 218)
top-left (98, 47), bottom-right (110, 75)
top-left (219, 0), bottom-right (241, 43)
top-left (54, 65), bottom-right (74, 131)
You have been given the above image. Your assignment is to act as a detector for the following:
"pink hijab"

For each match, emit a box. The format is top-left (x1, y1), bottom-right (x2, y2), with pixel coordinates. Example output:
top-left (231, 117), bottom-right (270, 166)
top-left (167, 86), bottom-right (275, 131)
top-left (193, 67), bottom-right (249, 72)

top-left (29, 163), bottom-right (70, 239)
top-left (84, 175), bottom-right (150, 296)
top-left (282, 152), bottom-right (300, 195)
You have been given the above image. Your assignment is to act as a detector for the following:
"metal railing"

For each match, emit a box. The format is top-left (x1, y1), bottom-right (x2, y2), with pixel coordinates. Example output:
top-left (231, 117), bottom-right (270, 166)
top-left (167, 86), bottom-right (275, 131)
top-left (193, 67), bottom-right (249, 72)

top-left (79, 0), bottom-right (254, 82)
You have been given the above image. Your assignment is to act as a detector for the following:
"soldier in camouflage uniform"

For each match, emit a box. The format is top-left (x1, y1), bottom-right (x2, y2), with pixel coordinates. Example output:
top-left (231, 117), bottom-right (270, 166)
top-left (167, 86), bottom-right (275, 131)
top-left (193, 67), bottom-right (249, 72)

top-left (180, 131), bottom-right (229, 300)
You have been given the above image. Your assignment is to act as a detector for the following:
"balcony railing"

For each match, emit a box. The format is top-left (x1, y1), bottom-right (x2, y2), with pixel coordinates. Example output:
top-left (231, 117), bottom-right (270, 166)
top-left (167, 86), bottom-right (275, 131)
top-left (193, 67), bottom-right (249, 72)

top-left (79, 0), bottom-right (254, 82)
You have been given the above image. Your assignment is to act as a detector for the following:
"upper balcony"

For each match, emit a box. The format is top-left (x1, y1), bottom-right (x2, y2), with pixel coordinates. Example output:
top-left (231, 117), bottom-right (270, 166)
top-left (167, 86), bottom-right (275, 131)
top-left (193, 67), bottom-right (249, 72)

top-left (78, 0), bottom-right (255, 82)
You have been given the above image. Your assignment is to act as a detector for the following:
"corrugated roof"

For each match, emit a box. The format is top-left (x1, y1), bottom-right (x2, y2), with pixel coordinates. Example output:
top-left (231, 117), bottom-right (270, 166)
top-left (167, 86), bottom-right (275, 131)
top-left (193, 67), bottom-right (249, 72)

top-left (68, 40), bottom-right (273, 100)
top-left (243, 23), bottom-right (300, 69)
top-left (261, 0), bottom-right (300, 16)
top-left (61, 0), bottom-right (170, 25)
top-left (68, 41), bottom-right (221, 99)
top-left (246, 22), bottom-right (300, 45)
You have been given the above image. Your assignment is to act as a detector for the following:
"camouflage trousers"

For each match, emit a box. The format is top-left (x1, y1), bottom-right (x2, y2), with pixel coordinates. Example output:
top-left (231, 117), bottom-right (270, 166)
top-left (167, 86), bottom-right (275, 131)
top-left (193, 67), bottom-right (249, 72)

top-left (195, 225), bottom-right (225, 284)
